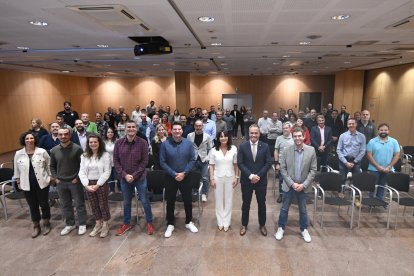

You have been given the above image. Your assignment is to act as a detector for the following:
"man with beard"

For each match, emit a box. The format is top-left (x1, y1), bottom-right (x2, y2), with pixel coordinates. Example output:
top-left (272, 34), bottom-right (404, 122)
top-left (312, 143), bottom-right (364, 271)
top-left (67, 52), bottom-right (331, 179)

top-left (39, 122), bottom-right (61, 154)
top-left (95, 112), bottom-right (108, 137)
top-left (50, 127), bottom-right (85, 235)
top-left (366, 123), bottom-right (400, 200)
top-left (57, 101), bottom-right (79, 128)
top-left (71, 119), bottom-right (91, 151)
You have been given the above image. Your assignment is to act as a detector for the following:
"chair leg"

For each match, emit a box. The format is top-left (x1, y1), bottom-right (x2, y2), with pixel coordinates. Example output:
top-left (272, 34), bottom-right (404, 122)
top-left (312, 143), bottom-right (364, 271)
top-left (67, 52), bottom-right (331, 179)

top-left (2, 195), bottom-right (8, 221)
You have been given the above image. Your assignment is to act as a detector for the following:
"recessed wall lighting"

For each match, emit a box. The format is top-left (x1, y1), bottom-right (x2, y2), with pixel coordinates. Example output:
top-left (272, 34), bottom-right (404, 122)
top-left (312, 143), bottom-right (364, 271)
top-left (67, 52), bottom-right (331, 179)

top-left (211, 42), bottom-right (222, 46)
top-left (29, 20), bottom-right (48, 26)
top-left (17, 46), bottom-right (29, 50)
top-left (299, 41), bottom-right (311, 45)
top-left (331, 14), bottom-right (350, 20)
top-left (97, 44), bottom-right (109, 48)
top-left (198, 16), bottom-right (214, 22)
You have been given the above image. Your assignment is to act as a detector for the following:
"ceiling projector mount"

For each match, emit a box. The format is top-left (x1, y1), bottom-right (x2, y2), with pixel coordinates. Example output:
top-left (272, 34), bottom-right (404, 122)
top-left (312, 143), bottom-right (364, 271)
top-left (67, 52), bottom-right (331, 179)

top-left (129, 36), bottom-right (173, 56)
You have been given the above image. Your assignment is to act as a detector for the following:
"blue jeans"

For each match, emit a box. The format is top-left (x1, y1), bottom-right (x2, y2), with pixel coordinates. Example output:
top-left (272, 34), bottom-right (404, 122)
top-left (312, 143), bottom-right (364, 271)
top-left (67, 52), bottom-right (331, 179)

top-left (193, 160), bottom-right (209, 195)
top-left (368, 170), bottom-right (386, 200)
top-left (121, 178), bottom-right (153, 224)
top-left (278, 188), bottom-right (308, 231)
top-left (339, 162), bottom-right (361, 184)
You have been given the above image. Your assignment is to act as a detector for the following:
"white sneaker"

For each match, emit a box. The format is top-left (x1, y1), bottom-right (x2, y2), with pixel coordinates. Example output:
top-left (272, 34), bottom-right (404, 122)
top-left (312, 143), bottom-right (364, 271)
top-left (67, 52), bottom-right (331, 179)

top-left (301, 229), bottom-right (312, 243)
top-left (202, 194), bottom-right (207, 202)
top-left (274, 227), bottom-right (284, 240)
top-left (78, 225), bottom-right (87, 235)
top-left (164, 225), bottom-right (175, 238)
top-left (347, 172), bottom-right (352, 179)
top-left (185, 221), bottom-right (199, 233)
top-left (60, 225), bottom-right (76, 236)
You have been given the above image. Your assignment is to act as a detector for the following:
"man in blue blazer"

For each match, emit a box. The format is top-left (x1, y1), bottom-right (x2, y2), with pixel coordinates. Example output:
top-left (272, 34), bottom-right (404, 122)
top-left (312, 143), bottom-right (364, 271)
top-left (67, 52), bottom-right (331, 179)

top-left (237, 124), bottom-right (272, 236)
top-left (311, 115), bottom-right (332, 170)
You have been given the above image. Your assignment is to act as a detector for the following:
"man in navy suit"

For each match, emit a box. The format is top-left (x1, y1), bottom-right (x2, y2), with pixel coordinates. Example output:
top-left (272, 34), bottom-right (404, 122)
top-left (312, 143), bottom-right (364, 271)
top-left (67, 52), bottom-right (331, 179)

top-left (237, 124), bottom-right (272, 236)
top-left (311, 115), bottom-right (332, 170)
top-left (70, 119), bottom-right (91, 151)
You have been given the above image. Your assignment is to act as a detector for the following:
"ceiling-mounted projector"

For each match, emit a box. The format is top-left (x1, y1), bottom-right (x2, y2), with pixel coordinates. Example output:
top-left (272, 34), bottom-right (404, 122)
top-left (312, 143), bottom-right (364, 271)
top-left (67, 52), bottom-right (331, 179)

top-left (133, 42), bottom-right (173, 56)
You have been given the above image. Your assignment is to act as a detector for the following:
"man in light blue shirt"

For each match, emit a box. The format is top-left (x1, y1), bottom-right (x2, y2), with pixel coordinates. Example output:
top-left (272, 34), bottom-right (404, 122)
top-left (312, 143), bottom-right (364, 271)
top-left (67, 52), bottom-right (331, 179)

top-left (337, 118), bottom-right (366, 183)
top-left (201, 109), bottom-right (216, 145)
top-left (367, 123), bottom-right (400, 200)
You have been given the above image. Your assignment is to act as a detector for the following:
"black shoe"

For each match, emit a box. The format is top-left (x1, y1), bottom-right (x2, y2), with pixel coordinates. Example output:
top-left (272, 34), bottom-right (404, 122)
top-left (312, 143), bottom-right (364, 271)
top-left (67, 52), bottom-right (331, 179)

top-left (277, 195), bottom-right (282, 203)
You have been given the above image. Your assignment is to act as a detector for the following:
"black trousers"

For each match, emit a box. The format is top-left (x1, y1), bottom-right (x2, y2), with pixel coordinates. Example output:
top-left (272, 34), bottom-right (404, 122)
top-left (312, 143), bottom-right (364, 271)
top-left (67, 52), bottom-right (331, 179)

top-left (24, 183), bottom-right (50, 222)
top-left (165, 175), bottom-right (193, 225)
top-left (241, 181), bottom-right (267, 227)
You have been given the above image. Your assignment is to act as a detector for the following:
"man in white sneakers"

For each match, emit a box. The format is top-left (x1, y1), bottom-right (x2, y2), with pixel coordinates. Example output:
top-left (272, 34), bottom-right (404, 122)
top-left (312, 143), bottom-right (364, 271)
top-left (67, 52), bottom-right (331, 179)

top-left (275, 127), bottom-right (317, 243)
top-left (160, 122), bottom-right (198, 237)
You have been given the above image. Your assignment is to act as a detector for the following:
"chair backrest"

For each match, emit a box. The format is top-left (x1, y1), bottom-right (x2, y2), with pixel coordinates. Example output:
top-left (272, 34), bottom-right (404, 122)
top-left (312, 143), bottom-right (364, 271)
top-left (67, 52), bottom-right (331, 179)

top-left (146, 170), bottom-right (166, 190)
top-left (360, 155), bottom-right (369, 172)
top-left (0, 168), bottom-right (13, 183)
top-left (327, 154), bottom-right (339, 171)
top-left (352, 172), bottom-right (377, 192)
top-left (187, 171), bottom-right (202, 189)
top-left (318, 172), bottom-right (342, 192)
top-left (402, 146), bottom-right (414, 157)
top-left (386, 172), bottom-right (410, 192)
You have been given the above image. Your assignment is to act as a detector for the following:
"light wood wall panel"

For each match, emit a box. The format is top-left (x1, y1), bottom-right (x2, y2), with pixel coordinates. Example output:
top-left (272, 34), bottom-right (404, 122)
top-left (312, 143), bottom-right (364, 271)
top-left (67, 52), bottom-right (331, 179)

top-left (0, 70), bottom-right (89, 153)
top-left (190, 75), bottom-right (335, 117)
top-left (364, 64), bottom-right (414, 145)
top-left (88, 77), bottom-right (176, 114)
top-left (333, 70), bottom-right (365, 115)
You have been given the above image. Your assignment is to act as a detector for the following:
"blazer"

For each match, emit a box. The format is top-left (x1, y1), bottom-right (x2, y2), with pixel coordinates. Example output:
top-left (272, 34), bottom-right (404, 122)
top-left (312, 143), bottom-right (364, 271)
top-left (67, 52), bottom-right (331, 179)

top-left (209, 145), bottom-right (238, 177)
top-left (237, 140), bottom-right (272, 185)
top-left (310, 125), bottom-right (333, 150)
top-left (280, 144), bottom-right (317, 192)
top-left (70, 131), bottom-right (92, 148)
top-left (187, 132), bottom-right (212, 162)
top-left (78, 152), bottom-right (111, 186)
top-left (13, 147), bottom-right (51, 190)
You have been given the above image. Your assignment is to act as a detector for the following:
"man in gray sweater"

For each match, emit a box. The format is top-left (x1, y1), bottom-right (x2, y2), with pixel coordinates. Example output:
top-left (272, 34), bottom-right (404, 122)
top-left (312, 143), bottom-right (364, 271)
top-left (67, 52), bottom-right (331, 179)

top-left (50, 127), bottom-right (85, 236)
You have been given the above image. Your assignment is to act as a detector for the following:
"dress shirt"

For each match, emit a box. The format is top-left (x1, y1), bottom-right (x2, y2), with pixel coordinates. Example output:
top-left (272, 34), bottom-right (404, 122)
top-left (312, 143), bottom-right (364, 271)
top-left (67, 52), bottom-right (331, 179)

top-left (319, 126), bottom-right (325, 146)
top-left (294, 147), bottom-right (304, 183)
top-left (77, 131), bottom-right (87, 151)
top-left (203, 119), bottom-right (216, 144)
top-left (267, 120), bottom-right (282, 140)
top-left (257, 117), bottom-right (272, 135)
top-left (337, 130), bottom-right (366, 164)
top-left (113, 136), bottom-right (148, 181)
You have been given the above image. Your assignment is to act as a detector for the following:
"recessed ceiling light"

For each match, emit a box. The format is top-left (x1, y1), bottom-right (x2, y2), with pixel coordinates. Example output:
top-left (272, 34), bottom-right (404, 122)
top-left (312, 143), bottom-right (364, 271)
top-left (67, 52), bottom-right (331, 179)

top-left (299, 41), bottom-right (311, 45)
top-left (217, 56), bottom-right (225, 59)
top-left (211, 42), bottom-right (222, 46)
top-left (331, 14), bottom-right (350, 20)
top-left (29, 20), bottom-right (48, 26)
top-left (133, 57), bottom-right (140, 60)
top-left (61, 70), bottom-right (70, 73)
top-left (282, 55), bottom-right (290, 58)
top-left (221, 63), bottom-right (227, 66)
top-left (17, 46), bottom-right (29, 50)
top-left (153, 63), bottom-right (160, 66)
top-left (97, 44), bottom-right (109, 48)
top-left (198, 16), bottom-right (214, 22)
top-left (344, 61), bottom-right (351, 64)
top-left (273, 62), bottom-right (279, 65)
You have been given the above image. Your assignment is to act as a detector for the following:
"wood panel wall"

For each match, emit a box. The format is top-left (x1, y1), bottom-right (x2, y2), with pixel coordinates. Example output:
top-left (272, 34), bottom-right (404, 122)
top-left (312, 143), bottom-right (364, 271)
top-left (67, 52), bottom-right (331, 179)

top-left (364, 63), bottom-right (414, 146)
top-left (190, 75), bottom-right (335, 115)
top-left (0, 70), bottom-right (90, 153)
top-left (333, 70), bottom-right (365, 114)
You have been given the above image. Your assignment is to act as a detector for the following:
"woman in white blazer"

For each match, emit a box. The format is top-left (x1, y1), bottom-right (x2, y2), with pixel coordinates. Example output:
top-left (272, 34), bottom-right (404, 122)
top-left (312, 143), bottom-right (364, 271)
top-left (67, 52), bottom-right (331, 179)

top-left (14, 131), bottom-right (51, 238)
top-left (79, 134), bottom-right (111, 238)
top-left (209, 131), bottom-right (239, 231)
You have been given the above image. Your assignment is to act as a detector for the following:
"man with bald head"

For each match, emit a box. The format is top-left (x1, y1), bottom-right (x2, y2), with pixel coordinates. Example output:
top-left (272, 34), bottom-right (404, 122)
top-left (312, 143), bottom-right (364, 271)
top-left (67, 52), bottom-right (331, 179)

top-left (81, 113), bottom-right (97, 134)
top-left (357, 110), bottom-right (376, 143)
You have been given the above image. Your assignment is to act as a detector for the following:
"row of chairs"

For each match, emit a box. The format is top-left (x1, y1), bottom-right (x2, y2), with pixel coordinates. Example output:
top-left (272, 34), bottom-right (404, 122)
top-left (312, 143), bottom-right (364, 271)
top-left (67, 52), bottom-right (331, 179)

top-left (0, 165), bottom-right (204, 224)
top-left (313, 171), bottom-right (414, 230)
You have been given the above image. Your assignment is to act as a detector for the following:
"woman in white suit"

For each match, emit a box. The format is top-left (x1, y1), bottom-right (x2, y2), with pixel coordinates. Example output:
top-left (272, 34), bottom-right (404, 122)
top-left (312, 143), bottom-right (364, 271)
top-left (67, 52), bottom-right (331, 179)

top-left (79, 133), bottom-right (111, 238)
top-left (209, 131), bottom-right (239, 231)
top-left (14, 131), bottom-right (51, 238)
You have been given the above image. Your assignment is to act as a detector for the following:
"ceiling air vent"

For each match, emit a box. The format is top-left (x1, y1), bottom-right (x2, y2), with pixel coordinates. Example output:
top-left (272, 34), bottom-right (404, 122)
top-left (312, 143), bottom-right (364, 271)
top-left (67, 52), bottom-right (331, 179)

top-left (67, 4), bottom-right (152, 33)
top-left (386, 15), bottom-right (414, 30)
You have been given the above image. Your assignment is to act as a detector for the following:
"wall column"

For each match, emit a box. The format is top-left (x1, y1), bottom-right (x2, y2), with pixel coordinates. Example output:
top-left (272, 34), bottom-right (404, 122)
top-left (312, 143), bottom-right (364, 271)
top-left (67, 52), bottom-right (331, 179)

top-left (174, 71), bottom-right (191, 114)
top-left (333, 70), bottom-right (365, 114)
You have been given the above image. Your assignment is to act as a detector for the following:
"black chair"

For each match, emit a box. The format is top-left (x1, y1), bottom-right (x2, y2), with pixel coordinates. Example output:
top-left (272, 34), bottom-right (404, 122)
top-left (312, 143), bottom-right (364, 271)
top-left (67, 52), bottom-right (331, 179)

top-left (314, 172), bottom-right (355, 229)
top-left (326, 153), bottom-right (340, 172)
top-left (351, 172), bottom-right (392, 229)
top-left (146, 170), bottom-right (166, 218)
top-left (402, 146), bottom-right (414, 177)
top-left (360, 155), bottom-right (369, 172)
top-left (0, 168), bottom-right (25, 221)
top-left (386, 173), bottom-right (414, 229)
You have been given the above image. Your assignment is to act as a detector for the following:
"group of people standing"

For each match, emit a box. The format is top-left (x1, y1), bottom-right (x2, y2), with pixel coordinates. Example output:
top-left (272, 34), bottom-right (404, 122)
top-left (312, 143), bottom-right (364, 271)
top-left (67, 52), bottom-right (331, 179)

top-left (12, 100), bottom-right (401, 244)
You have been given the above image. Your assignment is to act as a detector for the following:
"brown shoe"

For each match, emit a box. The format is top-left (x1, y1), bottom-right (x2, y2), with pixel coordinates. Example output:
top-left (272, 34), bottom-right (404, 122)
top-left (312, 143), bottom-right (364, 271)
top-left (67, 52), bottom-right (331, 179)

top-left (260, 226), bottom-right (267, 236)
top-left (43, 219), bottom-right (51, 236)
top-left (240, 226), bottom-right (247, 236)
top-left (32, 221), bottom-right (41, 238)
top-left (147, 223), bottom-right (155, 235)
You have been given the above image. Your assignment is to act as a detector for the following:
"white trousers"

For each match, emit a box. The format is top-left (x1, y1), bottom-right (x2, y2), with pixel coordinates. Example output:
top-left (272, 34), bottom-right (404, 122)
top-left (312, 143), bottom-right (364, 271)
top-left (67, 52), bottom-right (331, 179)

top-left (214, 175), bottom-right (234, 227)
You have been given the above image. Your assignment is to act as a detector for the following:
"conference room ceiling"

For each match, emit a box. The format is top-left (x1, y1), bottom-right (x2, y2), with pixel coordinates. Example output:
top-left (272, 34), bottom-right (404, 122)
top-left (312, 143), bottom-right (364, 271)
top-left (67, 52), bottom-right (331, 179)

top-left (0, 0), bottom-right (414, 77)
